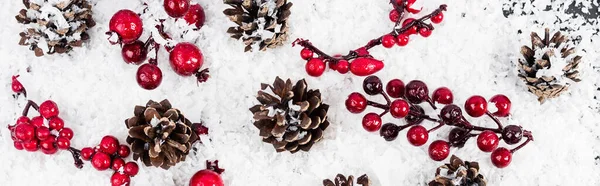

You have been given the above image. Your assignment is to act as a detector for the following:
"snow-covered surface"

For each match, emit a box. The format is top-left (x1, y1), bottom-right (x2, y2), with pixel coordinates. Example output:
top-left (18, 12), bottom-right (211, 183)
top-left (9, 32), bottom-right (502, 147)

top-left (1, 0), bottom-right (599, 185)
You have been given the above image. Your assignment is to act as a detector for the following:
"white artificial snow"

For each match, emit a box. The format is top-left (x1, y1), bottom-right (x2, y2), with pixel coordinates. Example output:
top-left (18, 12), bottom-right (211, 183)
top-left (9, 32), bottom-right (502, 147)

top-left (1, 0), bottom-right (600, 186)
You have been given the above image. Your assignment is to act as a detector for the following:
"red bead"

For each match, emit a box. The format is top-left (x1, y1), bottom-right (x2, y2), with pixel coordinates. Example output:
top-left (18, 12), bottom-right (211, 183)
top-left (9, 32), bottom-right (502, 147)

top-left (81, 147), bottom-right (95, 160)
top-left (431, 12), bottom-right (444, 24)
top-left (336, 60), bottom-right (350, 74)
top-left (381, 34), bottom-right (396, 48)
top-left (118, 145), bottom-right (131, 158)
top-left (349, 57), bottom-right (384, 76)
top-left (112, 158), bottom-right (126, 171)
top-left (189, 169), bottom-right (224, 186)
top-left (418, 28), bottom-right (432, 37)
top-left (305, 58), bottom-right (326, 77)
top-left (428, 140), bottom-right (450, 161)
top-left (11, 75), bottom-right (24, 93)
top-left (91, 152), bottom-right (112, 171)
top-left (39, 100), bottom-right (59, 119)
top-left (390, 99), bottom-right (410, 118)
top-left (464, 95), bottom-right (487, 117)
top-left (121, 40), bottom-right (147, 64)
top-left (432, 87), bottom-right (453, 104)
top-left (109, 10), bottom-right (143, 44)
top-left (164, 0), bottom-right (190, 18)
top-left (184, 4), bottom-right (206, 29)
top-left (136, 64), bottom-right (163, 90)
top-left (16, 116), bottom-right (30, 126)
top-left (41, 143), bottom-right (58, 155)
top-left (386, 79), bottom-right (405, 98)
top-left (477, 130), bottom-right (499, 152)
top-left (14, 141), bottom-right (24, 150)
top-left (362, 113), bottom-right (382, 132)
top-left (170, 42), bottom-right (204, 76)
top-left (491, 147), bottom-right (512, 168)
top-left (489, 94), bottom-right (511, 117)
top-left (14, 124), bottom-right (36, 142)
top-left (396, 34), bottom-right (409, 46)
top-left (192, 123), bottom-right (209, 135)
top-left (58, 128), bottom-right (74, 140)
top-left (123, 162), bottom-right (140, 176)
top-left (36, 126), bottom-right (51, 141)
top-left (389, 10), bottom-right (399, 22)
top-left (99, 135), bottom-right (120, 154)
top-left (407, 125), bottom-right (428, 146)
top-left (300, 48), bottom-right (314, 60)
top-left (22, 139), bottom-right (39, 152)
top-left (111, 172), bottom-right (131, 186)
top-left (345, 92), bottom-right (367, 113)
top-left (30, 116), bottom-right (44, 127)
top-left (56, 137), bottom-right (70, 150)
top-left (402, 18), bottom-right (418, 35)
top-left (406, 1), bottom-right (422, 14)
top-left (48, 117), bottom-right (64, 131)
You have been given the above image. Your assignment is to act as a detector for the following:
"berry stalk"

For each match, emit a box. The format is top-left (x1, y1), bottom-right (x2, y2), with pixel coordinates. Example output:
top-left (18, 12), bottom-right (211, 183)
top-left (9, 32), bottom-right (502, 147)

top-left (22, 100), bottom-right (39, 116)
top-left (68, 147), bottom-right (84, 169)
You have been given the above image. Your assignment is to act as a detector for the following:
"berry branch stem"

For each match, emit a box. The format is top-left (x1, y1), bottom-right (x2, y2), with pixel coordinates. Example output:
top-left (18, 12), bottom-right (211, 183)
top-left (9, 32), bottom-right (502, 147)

top-left (67, 147), bottom-right (84, 169)
top-left (485, 111), bottom-right (503, 130)
top-left (510, 130), bottom-right (534, 153)
top-left (22, 100), bottom-right (39, 116)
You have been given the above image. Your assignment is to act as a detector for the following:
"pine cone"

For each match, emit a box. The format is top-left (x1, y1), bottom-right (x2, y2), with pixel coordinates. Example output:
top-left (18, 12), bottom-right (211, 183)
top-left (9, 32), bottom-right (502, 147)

top-left (518, 28), bottom-right (582, 103)
top-left (249, 77), bottom-right (329, 153)
top-left (428, 155), bottom-right (487, 186)
top-left (223, 0), bottom-right (292, 52)
top-left (125, 99), bottom-right (199, 169)
top-left (15, 0), bottom-right (96, 57)
top-left (323, 174), bottom-right (370, 186)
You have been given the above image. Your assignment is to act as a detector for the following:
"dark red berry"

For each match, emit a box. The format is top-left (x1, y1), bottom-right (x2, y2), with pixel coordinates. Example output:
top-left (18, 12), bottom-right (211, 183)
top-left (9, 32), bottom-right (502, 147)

top-left (432, 87), bottom-right (453, 104)
top-left (389, 10), bottom-right (399, 22)
top-left (305, 58), bottom-right (326, 77)
top-left (418, 28), bottom-right (432, 37)
top-left (390, 99), bottom-right (410, 118)
top-left (502, 125), bottom-right (523, 145)
top-left (109, 10), bottom-right (143, 44)
top-left (22, 139), bottom-right (39, 152)
top-left (402, 18), bottom-right (418, 35)
top-left (123, 162), bottom-right (140, 176)
top-left (381, 34), bottom-right (396, 48)
top-left (349, 57), bottom-right (384, 76)
top-left (163, 0), bottom-right (190, 18)
top-left (121, 40), bottom-right (147, 64)
top-left (489, 94), bottom-right (511, 117)
top-left (407, 125), bottom-right (428, 146)
top-left (464, 95), bottom-right (487, 117)
top-left (386, 79), bottom-right (405, 98)
top-left (477, 130), bottom-right (499, 152)
top-left (170, 42), bottom-right (204, 76)
top-left (440, 104), bottom-right (463, 124)
top-left (40, 137), bottom-right (56, 151)
top-left (405, 105), bottom-right (424, 124)
top-left (99, 135), bottom-right (119, 154)
top-left (91, 152), bottom-right (112, 171)
top-left (336, 60), bottom-right (350, 74)
top-left (136, 64), bottom-right (163, 90)
top-left (183, 4), bottom-right (206, 28)
top-left (58, 128), bottom-right (74, 140)
top-left (448, 128), bottom-right (470, 148)
top-left (41, 142), bottom-right (58, 155)
top-left (428, 140), bottom-right (450, 161)
top-left (15, 124), bottom-right (35, 141)
top-left (431, 12), bottom-right (444, 24)
top-left (112, 158), bottom-right (125, 171)
top-left (396, 34), bottom-right (409, 46)
top-left (30, 116), bottom-right (44, 127)
top-left (380, 123), bottom-right (400, 141)
top-left (110, 172), bottom-right (131, 186)
top-left (300, 48), bottom-right (314, 60)
top-left (192, 123), bottom-right (209, 135)
top-left (345, 92), bottom-right (367, 113)
top-left (363, 76), bottom-right (383, 95)
top-left (16, 116), bottom-right (30, 126)
top-left (189, 170), bottom-right (224, 186)
top-left (39, 100), bottom-right (59, 119)
top-left (491, 147), bottom-right (512, 168)
top-left (14, 141), bottom-right (24, 150)
top-left (36, 126), bottom-right (51, 141)
top-left (48, 117), bottom-right (64, 131)
top-left (362, 113), bottom-right (382, 132)
top-left (404, 80), bottom-right (429, 104)
top-left (118, 145), bottom-right (131, 158)
top-left (81, 147), bottom-right (95, 160)
top-left (56, 137), bottom-right (71, 149)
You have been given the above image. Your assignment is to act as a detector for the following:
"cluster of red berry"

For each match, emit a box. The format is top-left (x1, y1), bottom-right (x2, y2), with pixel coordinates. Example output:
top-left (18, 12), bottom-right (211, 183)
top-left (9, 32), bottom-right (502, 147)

top-left (79, 136), bottom-right (139, 186)
top-left (345, 76), bottom-right (534, 168)
top-left (107, 0), bottom-right (208, 90)
top-left (292, 0), bottom-right (447, 77)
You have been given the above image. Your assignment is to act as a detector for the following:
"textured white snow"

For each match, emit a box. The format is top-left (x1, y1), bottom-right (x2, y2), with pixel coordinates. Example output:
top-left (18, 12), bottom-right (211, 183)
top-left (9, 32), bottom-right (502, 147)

top-left (1, 0), bottom-right (600, 186)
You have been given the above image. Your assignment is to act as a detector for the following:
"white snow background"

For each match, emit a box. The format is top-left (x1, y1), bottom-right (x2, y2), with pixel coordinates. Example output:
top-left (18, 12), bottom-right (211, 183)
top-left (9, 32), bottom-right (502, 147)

top-left (1, 0), bottom-right (600, 185)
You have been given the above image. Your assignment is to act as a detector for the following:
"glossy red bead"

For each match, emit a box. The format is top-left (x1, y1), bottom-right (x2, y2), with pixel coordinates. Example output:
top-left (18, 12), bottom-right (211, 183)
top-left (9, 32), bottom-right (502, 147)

top-left (305, 58), bottom-right (326, 77)
top-left (362, 113), bottom-right (382, 132)
top-left (349, 57), bottom-right (384, 76)
top-left (16, 116), bottom-right (30, 126)
top-left (477, 130), bottom-right (499, 152)
top-left (136, 64), bottom-right (163, 90)
top-left (36, 126), bottom-right (51, 141)
top-left (56, 137), bottom-right (70, 149)
top-left (345, 92), bottom-right (367, 113)
top-left (428, 140), bottom-right (450, 161)
top-left (300, 48), bottom-right (314, 60)
top-left (389, 10), bottom-right (399, 22)
top-left (118, 145), bottom-right (131, 158)
top-left (121, 40), bottom-right (147, 64)
top-left (407, 125), bottom-right (428, 146)
top-left (109, 10), bottom-right (143, 44)
top-left (48, 117), bottom-right (64, 131)
top-left (22, 139), bottom-right (40, 152)
top-left (189, 169), bottom-right (224, 186)
top-left (184, 4), bottom-right (206, 28)
top-left (491, 147), bottom-right (512, 168)
top-left (99, 135), bottom-right (120, 154)
top-left (418, 28), bottom-right (432, 37)
top-left (30, 116), bottom-right (44, 127)
top-left (163, 0), bottom-right (190, 18)
top-left (14, 124), bottom-right (35, 142)
top-left (58, 127), bottom-right (74, 140)
top-left (123, 162), bottom-right (140, 176)
top-left (381, 34), bottom-right (396, 48)
top-left (39, 100), bottom-right (59, 119)
top-left (112, 158), bottom-right (126, 171)
top-left (169, 42), bottom-right (204, 76)
top-left (386, 79), bottom-right (405, 98)
top-left (431, 12), bottom-right (444, 24)
top-left (92, 152), bottom-right (112, 171)
top-left (464, 95), bottom-right (487, 117)
top-left (81, 147), bottom-right (95, 160)
top-left (396, 34), bottom-right (409, 46)
top-left (402, 18), bottom-right (418, 35)
top-left (432, 87), bottom-right (453, 104)
top-left (489, 94), bottom-right (511, 117)
top-left (111, 172), bottom-right (131, 186)
top-left (390, 99), bottom-right (410, 118)
top-left (336, 60), bottom-right (350, 74)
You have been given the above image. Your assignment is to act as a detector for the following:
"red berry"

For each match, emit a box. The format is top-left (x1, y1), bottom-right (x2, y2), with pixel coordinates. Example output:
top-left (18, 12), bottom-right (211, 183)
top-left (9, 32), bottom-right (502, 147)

top-left (362, 113), bottom-right (382, 132)
top-left (390, 99), bottom-right (410, 118)
top-left (112, 158), bottom-right (126, 171)
top-left (99, 135), bottom-right (120, 154)
top-left (489, 94), bottom-right (511, 117)
top-left (36, 126), bottom-right (51, 141)
top-left (39, 136), bottom-right (56, 149)
top-left (491, 147), bottom-right (512, 168)
top-left (11, 75), bottom-right (24, 93)
top-left (386, 79), bottom-right (405, 98)
top-left (58, 127), bottom-right (74, 140)
top-left (349, 57), bottom-right (384, 76)
top-left (192, 123), bottom-right (209, 135)
top-left (396, 34), bottom-right (409, 46)
top-left (14, 141), bottom-right (24, 150)
top-left (432, 87), bottom-right (453, 104)
top-left (183, 4), bottom-right (206, 28)
top-left (41, 144), bottom-right (58, 155)
top-left (111, 172), bottom-right (131, 186)
top-left (402, 18), bottom-right (418, 35)
top-left (305, 58), bottom-right (326, 77)
top-left (418, 28), bottom-right (432, 37)
top-left (39, 100), bottom-right (59, 119)
top-left (431, 12), bottom-right (444, 24)
top-left (109, 10), bottom-right (143, 44)
top-left (22, 139), bottom-right (39, 152)
top-left (48, 117), bottom-right (64, 131)
top-left (91, 152), bottom-right (112, 171)
top-left (121, 40), bottom-right (147, 64)
top-left (464, 95), bottom-right (487, 117)
top-left (381, 34), bottom-right (396, 48)
top-left (336, 60), bottom-right (350, 74)
top-left (300, 48), bottom-right (314, 60)
top-left (428, 140), bottom-right (450, 161)
top-left (477, 130), bottom-right (499, 152)
top-left (406, 1), bottom-right (422, 14)
top-left (407, 125), bottom-right (429, 146)
top-left (16, 116), bottom-right (30, 126)
top-left (189, 169), bottom-right (224, 186)
top-left (170, 42), bottom-right (204, 76)
top-left (118, 145), bottom-right (131, 158)
top-left (164, 0), bottom-right (190, 18)
top-left (389, 10), bottom-right (399, 22)
top-left (56, 137), bottom-right (70, 149)
top-left (30, 116), bottom-right (44, 127)
top-left (345, 93), bottom-right (367, 113)
top-left (123, 162), bottom-right (140, 176)
top-left (136, 64), bottom-right (163, 90)
top-left (328, 60), bottom-right (338, 71)
top-left (81, 147), bottom-right (95, 160)
top-left (15, 124), bottom-right (36, 141)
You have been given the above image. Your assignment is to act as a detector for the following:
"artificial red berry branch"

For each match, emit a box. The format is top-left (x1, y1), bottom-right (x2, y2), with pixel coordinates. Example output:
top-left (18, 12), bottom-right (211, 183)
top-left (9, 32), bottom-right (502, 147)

top-left (292, 0), bottom-right (447, 77)
top-left (345, 76), bottom-right (534, 168)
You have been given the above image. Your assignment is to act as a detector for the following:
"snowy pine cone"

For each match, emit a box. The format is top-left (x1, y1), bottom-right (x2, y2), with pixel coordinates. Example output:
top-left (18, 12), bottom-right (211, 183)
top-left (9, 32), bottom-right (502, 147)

top-left (428, 155), bottom-right (487, 186)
